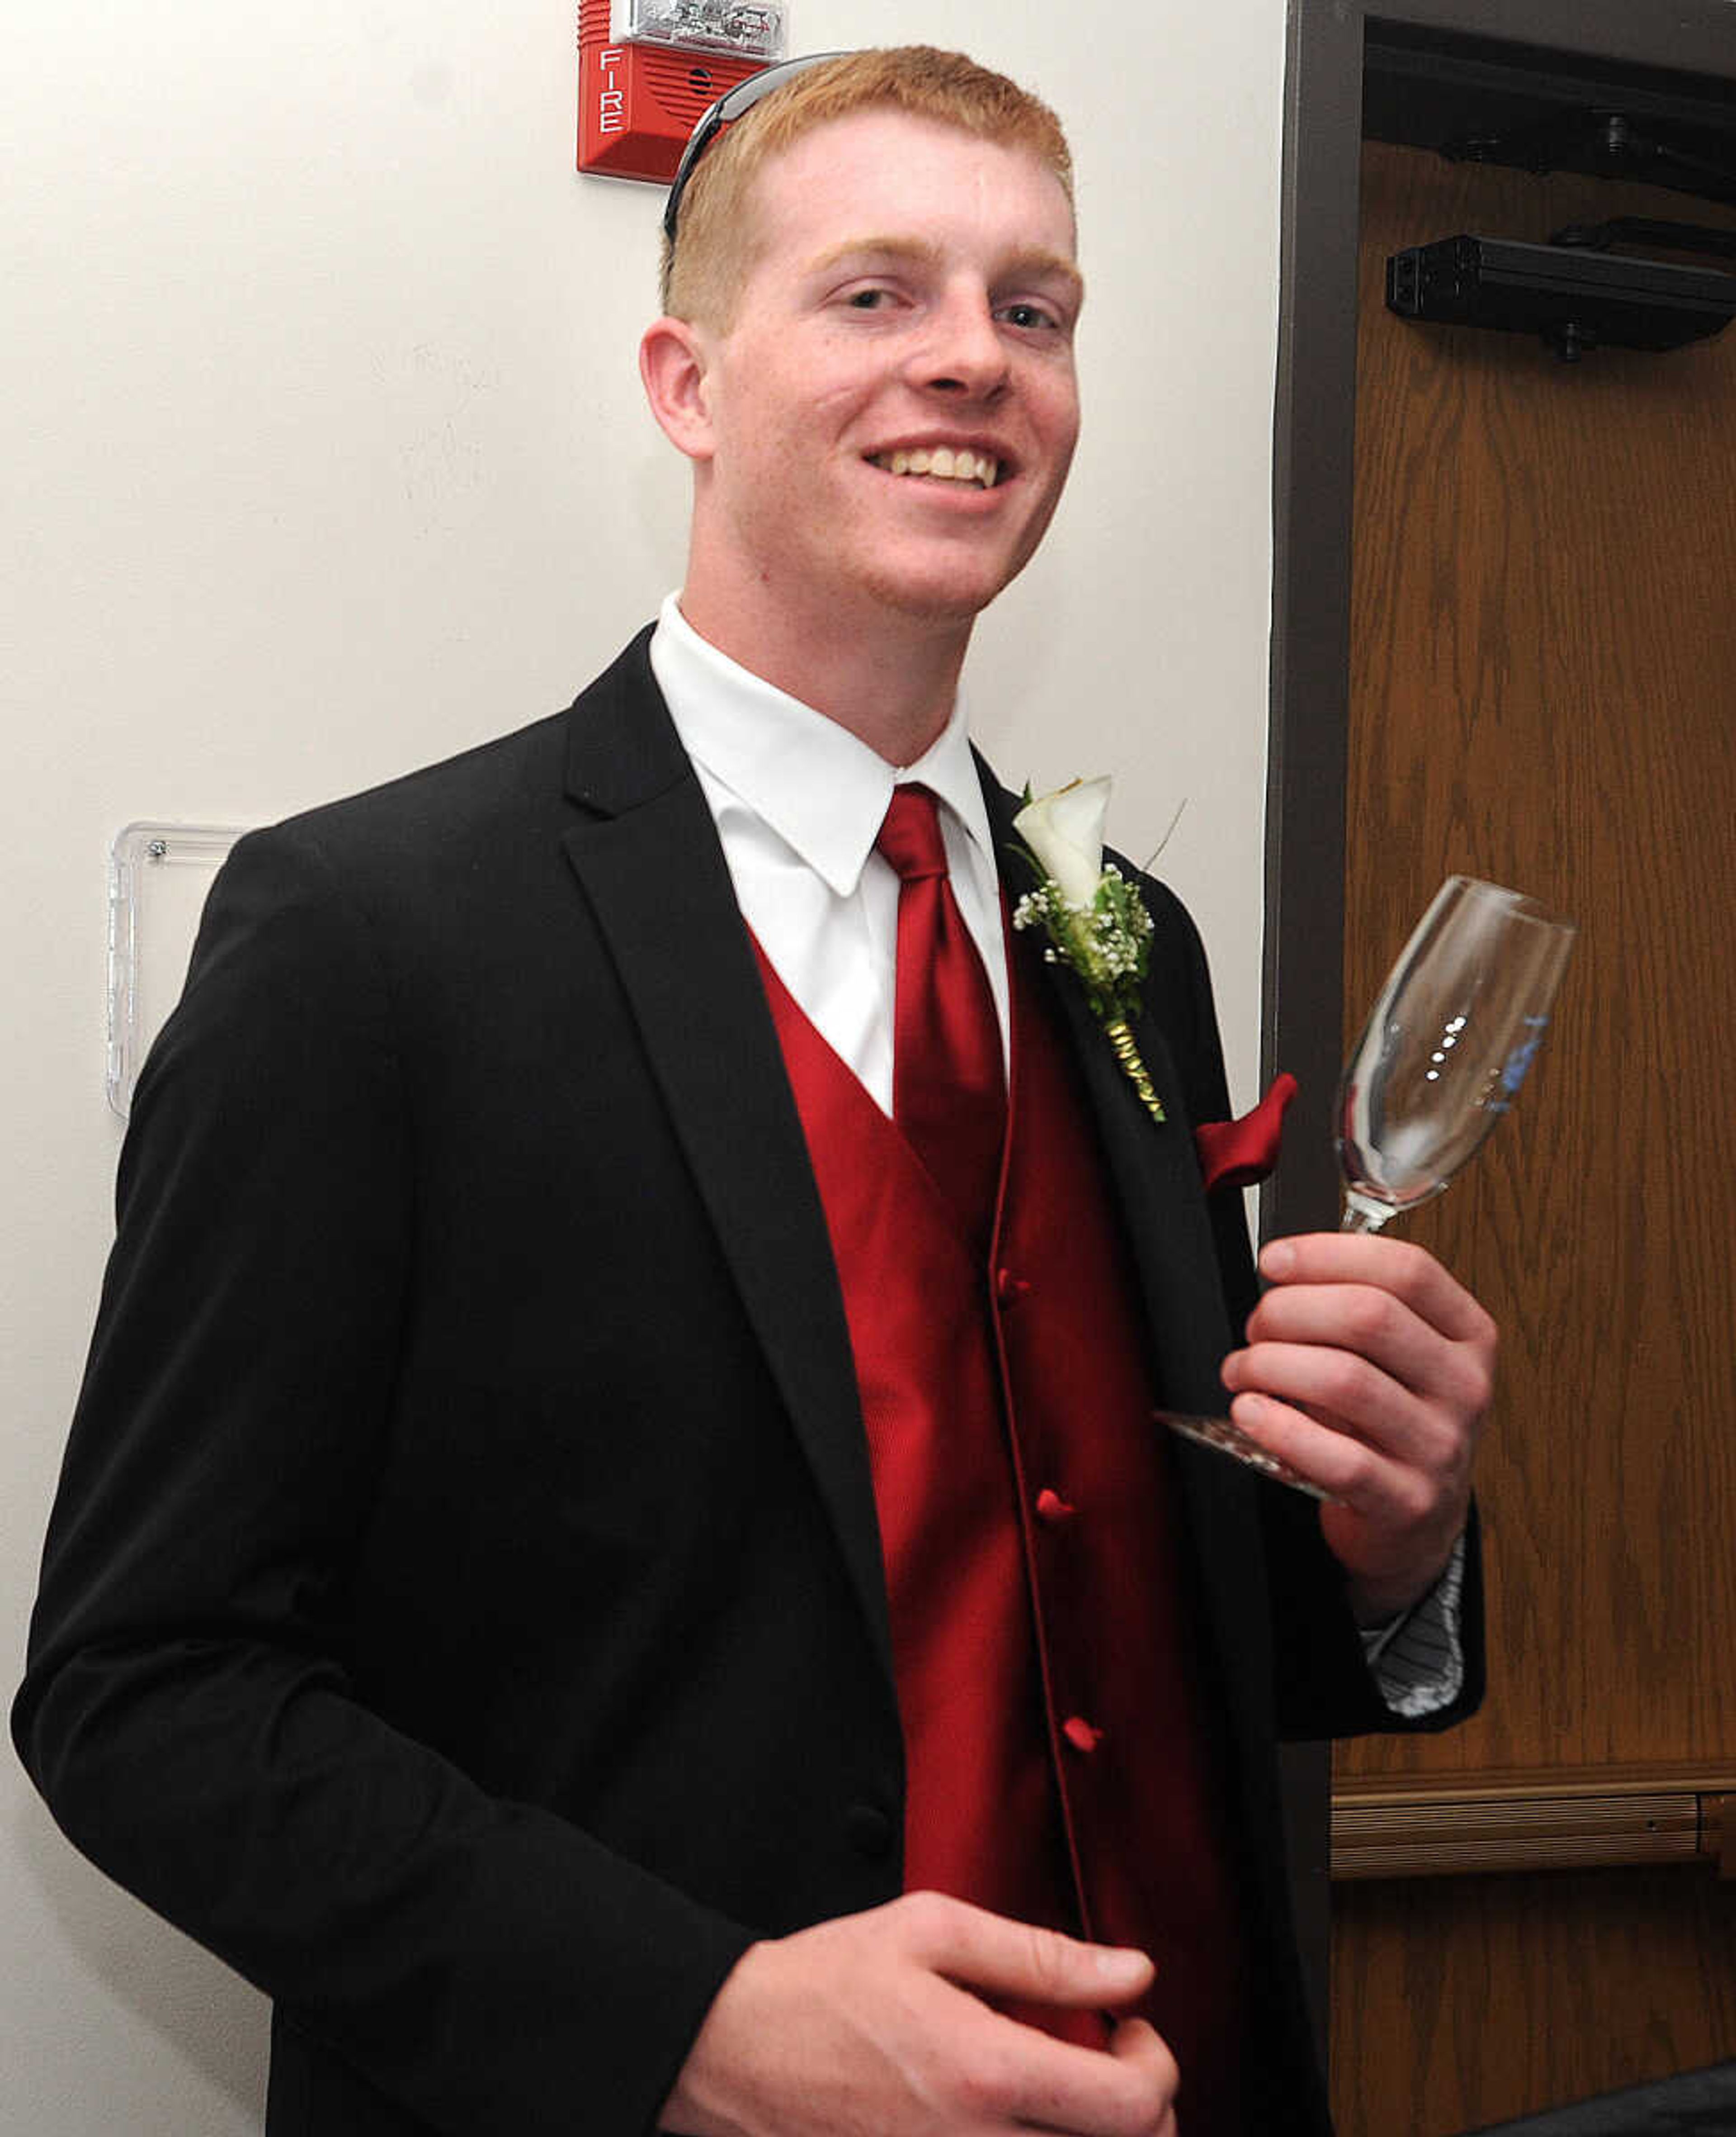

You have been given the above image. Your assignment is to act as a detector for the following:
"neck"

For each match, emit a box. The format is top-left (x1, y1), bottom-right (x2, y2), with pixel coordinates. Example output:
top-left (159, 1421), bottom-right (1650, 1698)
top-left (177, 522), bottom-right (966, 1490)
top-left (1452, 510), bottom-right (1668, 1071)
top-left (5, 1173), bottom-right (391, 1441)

top-left (676, 576), bottom-right (972, 767)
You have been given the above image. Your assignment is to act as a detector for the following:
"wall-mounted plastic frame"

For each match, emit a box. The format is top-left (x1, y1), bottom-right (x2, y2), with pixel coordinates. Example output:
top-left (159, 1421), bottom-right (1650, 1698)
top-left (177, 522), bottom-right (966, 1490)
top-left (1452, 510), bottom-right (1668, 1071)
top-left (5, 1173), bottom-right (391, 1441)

top-left (108, 823), bottom-right (245, 1119)
top-left (609, 0), bottom-right (788, 61)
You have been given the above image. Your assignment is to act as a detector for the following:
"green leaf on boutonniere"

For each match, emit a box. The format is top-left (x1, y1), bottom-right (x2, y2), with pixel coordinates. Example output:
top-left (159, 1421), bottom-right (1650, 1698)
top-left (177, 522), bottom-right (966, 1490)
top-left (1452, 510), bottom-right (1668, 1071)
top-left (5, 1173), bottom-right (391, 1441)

top-left (1011, 779), bottom-right (1165, 1124)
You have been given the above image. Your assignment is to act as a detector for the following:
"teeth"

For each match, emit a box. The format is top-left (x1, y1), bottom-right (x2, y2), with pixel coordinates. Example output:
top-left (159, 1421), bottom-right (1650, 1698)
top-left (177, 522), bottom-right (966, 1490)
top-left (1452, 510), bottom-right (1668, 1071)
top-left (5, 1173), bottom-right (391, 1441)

top-left (872, 448), bottom-right (1001, 488)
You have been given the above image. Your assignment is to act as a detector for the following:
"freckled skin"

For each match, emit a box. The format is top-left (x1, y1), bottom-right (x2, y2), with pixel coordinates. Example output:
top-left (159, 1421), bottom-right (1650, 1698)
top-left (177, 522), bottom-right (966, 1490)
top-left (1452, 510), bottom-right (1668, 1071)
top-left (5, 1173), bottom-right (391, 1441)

top-left (650, 111), bottom-right (1082, 761)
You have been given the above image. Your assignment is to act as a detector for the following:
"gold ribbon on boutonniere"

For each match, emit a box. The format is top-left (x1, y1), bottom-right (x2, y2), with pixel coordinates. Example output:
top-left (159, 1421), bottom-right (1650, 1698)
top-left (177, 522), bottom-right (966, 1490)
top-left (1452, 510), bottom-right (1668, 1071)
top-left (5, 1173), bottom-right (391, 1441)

top-left (1011, 778), bottom-right (1165, 1125)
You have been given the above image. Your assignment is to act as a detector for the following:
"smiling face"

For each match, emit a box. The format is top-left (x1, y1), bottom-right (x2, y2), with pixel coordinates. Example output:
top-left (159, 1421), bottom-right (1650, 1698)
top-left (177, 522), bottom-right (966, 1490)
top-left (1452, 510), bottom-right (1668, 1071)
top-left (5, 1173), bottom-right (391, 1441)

top-left (664, 109), bottom-right (1083, 665)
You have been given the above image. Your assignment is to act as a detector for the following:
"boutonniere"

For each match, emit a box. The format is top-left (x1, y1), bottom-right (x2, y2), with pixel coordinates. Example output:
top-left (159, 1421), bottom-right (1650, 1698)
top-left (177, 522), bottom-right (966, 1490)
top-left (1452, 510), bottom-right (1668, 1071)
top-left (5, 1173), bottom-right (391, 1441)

top-left (1011, 777), bottom-right (1165, 1125)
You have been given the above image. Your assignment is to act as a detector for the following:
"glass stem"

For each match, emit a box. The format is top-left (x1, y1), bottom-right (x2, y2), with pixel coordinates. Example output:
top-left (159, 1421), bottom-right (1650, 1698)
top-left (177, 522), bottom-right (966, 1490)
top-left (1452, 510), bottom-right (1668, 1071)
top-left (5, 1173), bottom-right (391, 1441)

top-left (1340, 1191), bottom-right (1394, 1234)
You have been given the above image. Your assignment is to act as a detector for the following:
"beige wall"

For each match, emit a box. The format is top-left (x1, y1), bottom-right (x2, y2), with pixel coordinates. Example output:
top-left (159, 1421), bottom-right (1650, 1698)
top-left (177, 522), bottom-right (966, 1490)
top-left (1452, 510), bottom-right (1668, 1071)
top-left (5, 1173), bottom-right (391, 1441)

top-left (0, 0), bottom-right (1286, 2123)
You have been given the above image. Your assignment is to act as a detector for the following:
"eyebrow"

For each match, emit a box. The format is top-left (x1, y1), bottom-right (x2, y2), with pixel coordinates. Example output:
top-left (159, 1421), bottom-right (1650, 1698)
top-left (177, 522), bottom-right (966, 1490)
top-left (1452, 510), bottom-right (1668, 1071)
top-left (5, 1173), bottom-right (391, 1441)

top-left (803, 234), bottom-right (1085, 307)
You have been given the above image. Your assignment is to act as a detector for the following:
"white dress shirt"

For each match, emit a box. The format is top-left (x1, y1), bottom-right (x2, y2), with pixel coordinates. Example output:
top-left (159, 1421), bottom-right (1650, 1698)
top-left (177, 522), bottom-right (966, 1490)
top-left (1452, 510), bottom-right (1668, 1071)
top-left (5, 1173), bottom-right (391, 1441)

top-left (648, 593), bottom-right (1462, 1717)
top-left (651, 592), bottom-right (1006, 1116)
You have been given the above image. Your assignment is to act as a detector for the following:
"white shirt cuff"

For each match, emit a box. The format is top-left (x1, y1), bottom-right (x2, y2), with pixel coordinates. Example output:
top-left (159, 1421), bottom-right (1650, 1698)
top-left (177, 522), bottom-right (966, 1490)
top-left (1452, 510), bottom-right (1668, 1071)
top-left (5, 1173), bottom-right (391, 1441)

top-left (1359, 1531), bottom-right (1467, 1719)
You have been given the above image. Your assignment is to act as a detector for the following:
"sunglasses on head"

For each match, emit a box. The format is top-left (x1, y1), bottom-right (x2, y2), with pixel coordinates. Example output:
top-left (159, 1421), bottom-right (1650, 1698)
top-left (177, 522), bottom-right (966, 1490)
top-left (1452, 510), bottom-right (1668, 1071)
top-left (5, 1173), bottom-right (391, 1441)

top-left (662, 51), bottom-right (850, 246)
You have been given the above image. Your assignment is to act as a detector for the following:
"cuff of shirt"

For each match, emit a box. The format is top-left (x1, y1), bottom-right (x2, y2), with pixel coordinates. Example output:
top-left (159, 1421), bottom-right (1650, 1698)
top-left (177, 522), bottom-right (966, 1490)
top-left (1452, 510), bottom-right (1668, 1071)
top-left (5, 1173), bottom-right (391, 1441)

top-left (1358, 1531), bottom-right (1467, 1719)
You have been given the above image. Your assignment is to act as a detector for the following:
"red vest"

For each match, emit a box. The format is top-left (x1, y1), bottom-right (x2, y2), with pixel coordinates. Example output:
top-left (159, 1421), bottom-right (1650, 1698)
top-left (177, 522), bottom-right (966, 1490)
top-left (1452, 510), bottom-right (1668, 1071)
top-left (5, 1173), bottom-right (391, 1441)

top-left (754, 933), bottom-right (1252, 2135)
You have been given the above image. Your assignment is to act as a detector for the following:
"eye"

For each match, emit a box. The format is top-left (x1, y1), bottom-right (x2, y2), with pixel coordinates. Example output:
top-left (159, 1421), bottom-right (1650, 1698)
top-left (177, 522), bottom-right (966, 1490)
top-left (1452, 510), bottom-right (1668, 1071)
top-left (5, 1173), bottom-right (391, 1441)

top-left (843, 285), bottom-right (898, 311)
top-left (998, 300), bottom-right (1064, 332)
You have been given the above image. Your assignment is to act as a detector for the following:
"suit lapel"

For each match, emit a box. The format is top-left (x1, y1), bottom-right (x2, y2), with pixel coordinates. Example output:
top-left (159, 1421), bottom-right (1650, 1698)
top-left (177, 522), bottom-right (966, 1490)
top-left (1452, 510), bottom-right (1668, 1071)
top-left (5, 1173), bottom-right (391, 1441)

top-left (983, 771), bottom-right (1233, 1390)
top-left (982, 770), bottom-right (1271, 1653)
top-left (559, 634), bottom-right (892, 1683)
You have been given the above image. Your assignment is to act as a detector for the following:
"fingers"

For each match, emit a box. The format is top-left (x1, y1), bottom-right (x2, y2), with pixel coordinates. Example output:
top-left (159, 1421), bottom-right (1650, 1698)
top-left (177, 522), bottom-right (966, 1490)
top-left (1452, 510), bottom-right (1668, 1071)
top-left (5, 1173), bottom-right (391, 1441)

top-left (1255, 1233), bottom-right (1496, 1351)
top-left (902, 1897), bottom-right (1176, 2136)
top-left (1245, 1280), bottom-right (1492, 1417)
top-left (977, 2008), bottom-right (1180, 2137)
top-left (1223, 1385), bottom-right (1448, 1525)
top-left (905, 1890), bottom-right (1153, 2010)
top-left (662, 1894), bottom-right (1180, 2137)
top-left (1222, 1336), bottom-right (1477, 1476)
top-left (1226, 1235), bottom-right (1495, 1448)
top-left (1218, 1233), bottom-right (1493, 1613)
top-left (1109, 2018), bottom-right (1181, 2137)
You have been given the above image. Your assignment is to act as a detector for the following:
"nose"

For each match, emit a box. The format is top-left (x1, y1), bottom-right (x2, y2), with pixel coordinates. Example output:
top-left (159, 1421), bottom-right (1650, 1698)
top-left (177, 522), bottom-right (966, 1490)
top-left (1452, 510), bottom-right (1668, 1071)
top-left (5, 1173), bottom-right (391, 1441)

top-left (912, 285), bottom-right (1010, 399)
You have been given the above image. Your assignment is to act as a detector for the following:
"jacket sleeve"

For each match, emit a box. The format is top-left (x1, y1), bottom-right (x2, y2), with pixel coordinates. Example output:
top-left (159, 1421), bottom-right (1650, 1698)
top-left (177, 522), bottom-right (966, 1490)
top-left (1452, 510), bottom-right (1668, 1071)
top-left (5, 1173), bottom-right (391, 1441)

top-left (11, 825), bottom-right (754, 2137)
top-left (1132, 866), bottom-right (1485, 1744)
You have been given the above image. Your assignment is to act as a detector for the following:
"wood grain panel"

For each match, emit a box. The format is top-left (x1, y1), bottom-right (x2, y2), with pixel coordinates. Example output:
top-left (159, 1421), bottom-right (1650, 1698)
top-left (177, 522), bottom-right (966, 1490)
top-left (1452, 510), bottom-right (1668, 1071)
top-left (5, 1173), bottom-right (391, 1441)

top-left (1331, 1868), bottom-right (1736, 2137)
top-left (1339, 143), bottom-right (1736, 1785)
top-left (1330, 140), bottom-right (1736, 2137)
top-left (1335, 1793), bottom-right (1703, 1879)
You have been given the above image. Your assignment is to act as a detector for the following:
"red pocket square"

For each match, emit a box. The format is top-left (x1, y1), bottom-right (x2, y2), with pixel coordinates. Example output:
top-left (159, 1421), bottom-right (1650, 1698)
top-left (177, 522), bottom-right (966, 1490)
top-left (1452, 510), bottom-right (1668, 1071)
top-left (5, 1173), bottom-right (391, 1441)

top-left (1194, 1073), bottom-right (1298, 1192)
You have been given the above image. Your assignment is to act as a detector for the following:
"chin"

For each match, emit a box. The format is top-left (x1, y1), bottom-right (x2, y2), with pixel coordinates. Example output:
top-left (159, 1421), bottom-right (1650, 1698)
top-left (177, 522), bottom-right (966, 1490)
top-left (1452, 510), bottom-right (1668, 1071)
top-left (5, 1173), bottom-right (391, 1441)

top-left (877, 588), bottom-right (998, 626)
top-left (863, 560), bottom-right (1026, 626)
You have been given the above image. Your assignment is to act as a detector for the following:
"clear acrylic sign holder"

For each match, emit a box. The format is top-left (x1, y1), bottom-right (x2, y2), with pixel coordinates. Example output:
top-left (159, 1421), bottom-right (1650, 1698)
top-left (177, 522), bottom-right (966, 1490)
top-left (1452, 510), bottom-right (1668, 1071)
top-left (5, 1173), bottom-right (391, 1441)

top-left (108, 823), bottom-right (244, 1118)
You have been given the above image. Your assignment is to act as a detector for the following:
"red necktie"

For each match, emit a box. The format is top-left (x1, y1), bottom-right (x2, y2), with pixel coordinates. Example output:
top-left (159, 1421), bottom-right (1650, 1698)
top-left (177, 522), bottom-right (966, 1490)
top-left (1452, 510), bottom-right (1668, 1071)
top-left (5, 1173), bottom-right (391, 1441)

top-left (875, 785), bottom-right (1007, 1248)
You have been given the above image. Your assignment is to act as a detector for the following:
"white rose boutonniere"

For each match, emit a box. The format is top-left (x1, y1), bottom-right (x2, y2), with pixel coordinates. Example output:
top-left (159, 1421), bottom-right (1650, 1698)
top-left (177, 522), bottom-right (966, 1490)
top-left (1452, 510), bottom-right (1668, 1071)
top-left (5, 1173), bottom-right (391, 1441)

top-left (1012, 777), bottom-right (1165, 1125)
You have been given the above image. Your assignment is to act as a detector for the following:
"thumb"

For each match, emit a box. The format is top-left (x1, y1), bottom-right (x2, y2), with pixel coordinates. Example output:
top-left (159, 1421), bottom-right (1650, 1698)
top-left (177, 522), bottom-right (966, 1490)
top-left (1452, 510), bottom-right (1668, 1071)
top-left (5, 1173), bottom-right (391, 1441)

top-left (920, 1902), bottom-right (1155, 2010)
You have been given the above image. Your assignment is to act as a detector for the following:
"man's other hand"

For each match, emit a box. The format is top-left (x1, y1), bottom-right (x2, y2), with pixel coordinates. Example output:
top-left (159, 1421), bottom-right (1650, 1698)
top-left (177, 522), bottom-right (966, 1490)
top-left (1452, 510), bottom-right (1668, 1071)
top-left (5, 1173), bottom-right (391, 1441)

top-left (659, 1891), bottom-right (1179, 2137)
top-left (1220, 1231), bottom-right (1497, 1622)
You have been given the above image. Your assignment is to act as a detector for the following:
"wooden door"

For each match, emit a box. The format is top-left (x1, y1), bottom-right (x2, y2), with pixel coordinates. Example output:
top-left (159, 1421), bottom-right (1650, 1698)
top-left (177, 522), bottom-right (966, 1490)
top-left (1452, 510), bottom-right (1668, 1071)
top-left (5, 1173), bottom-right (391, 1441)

top-left (1330, 139), bottom-right (1736, 2137)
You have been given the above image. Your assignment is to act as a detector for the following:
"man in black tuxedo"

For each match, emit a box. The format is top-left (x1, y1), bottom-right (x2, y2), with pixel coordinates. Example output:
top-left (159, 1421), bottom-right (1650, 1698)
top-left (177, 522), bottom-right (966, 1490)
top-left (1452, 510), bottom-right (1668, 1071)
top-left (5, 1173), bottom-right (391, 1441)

top-left (15, 47), bottom-right (1495, 2137)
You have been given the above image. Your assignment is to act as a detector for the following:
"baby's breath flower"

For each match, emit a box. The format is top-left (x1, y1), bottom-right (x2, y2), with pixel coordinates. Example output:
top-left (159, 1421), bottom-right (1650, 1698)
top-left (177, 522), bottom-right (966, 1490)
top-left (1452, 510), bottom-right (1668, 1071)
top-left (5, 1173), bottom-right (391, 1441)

top-left (1009, 785), bottom-right (1165, 1125)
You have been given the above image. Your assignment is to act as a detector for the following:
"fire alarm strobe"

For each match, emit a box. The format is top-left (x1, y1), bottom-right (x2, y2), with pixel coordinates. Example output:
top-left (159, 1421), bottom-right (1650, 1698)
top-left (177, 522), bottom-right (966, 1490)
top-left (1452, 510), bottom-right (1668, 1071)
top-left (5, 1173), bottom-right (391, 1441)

top-left (578, 1), bottom-right (788, 186)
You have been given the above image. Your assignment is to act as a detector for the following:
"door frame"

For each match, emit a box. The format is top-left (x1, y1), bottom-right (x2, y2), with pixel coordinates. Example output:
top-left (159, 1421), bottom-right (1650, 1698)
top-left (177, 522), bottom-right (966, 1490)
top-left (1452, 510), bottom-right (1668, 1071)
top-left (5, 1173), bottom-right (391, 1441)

top-left (1264, 0), bottom-right (1736, 2052)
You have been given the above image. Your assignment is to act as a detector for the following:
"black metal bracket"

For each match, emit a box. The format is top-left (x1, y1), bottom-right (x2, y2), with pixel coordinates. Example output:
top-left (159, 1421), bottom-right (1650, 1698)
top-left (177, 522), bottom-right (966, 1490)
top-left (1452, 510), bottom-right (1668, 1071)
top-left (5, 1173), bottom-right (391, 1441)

top-left (1440, 108), bottom-right (1736, 202)
top-left (1386, 228), bottom-right (1736, 360)
top-left (1549, 214), bottom-right (1736, 263)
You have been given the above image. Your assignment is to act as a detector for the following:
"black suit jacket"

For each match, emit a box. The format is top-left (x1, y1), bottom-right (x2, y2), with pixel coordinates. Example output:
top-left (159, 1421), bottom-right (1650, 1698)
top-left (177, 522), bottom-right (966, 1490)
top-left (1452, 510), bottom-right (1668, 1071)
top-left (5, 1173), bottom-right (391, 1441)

top-left (14, 631), bottom-right (1480, 2137)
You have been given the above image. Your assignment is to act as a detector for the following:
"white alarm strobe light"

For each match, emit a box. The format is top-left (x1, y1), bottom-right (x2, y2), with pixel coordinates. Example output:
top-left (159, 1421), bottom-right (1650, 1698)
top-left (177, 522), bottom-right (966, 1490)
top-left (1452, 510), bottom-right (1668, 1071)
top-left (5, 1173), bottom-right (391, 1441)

top-left (610, 0), bottom-right (788, 61)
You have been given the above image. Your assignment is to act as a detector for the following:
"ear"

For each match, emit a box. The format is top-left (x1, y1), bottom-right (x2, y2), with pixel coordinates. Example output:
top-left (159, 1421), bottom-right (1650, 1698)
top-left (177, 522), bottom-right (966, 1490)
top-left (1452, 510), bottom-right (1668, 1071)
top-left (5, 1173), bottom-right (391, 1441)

top-left (639, 316), bottom-right (716, 463)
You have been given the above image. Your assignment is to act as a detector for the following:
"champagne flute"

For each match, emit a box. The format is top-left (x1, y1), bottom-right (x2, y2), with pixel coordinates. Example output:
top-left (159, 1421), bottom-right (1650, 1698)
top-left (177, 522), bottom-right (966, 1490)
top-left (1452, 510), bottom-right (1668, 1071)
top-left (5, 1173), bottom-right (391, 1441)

top-left (1159, 876), bottom-right (1577, 1496)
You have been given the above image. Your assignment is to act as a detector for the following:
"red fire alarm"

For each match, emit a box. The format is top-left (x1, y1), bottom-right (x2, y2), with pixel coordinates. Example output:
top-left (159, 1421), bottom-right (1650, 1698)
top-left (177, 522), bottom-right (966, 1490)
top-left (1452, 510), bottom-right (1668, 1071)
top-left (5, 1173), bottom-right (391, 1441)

top-left (577, 1), bottom-right (783, 185)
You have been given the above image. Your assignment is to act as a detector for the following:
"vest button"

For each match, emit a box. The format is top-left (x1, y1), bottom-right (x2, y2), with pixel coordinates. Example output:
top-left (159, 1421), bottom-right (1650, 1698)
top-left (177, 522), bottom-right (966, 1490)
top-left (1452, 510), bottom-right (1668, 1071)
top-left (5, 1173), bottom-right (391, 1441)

top-left (1035, 1488), bottom-right (1078, 1526)
top-left (995, 1267), bottom-right (1033, 1306)
top-left (845, 1804), bottom-right (895, 1860)
top-left (1062, 1716), bottom-right (1104, 1755)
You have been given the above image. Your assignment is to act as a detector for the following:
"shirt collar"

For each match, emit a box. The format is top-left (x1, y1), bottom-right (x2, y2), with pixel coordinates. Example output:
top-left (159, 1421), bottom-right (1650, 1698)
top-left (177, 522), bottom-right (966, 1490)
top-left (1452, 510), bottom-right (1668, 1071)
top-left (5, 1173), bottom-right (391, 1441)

top-left (650, 593), bottom-right (994, 898)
